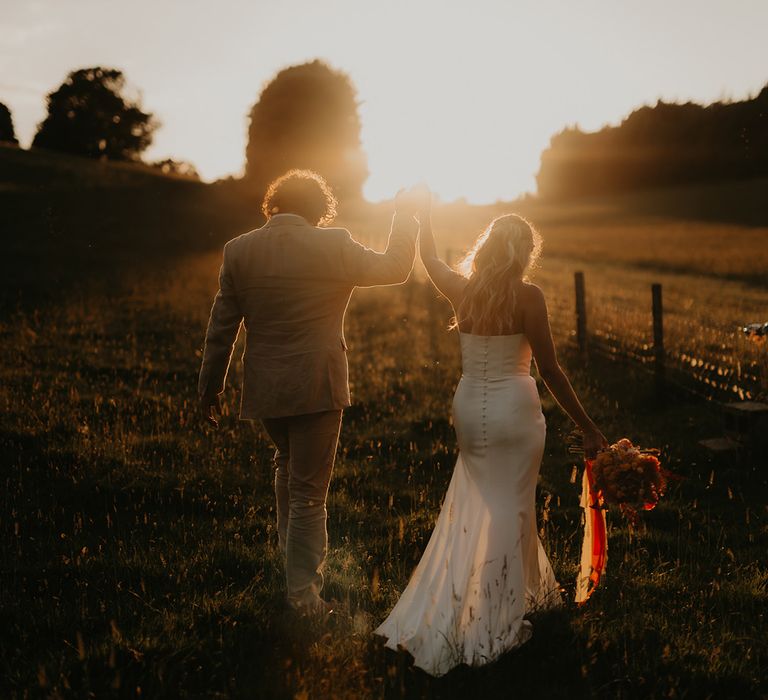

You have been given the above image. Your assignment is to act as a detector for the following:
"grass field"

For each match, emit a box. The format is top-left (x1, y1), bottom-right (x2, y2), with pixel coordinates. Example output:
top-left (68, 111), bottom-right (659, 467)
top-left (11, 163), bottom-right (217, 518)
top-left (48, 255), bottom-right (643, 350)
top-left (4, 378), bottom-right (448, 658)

top-left (2, 148), bottom-right (767, 698)
top-left (349, 200), bottom-right (768, 401)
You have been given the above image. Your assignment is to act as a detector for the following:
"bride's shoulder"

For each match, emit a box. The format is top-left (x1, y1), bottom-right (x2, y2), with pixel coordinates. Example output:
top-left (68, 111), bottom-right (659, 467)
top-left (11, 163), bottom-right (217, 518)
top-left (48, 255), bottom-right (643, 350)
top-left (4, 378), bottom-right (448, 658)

top-left (519, 281), bottom-right (546, 303)
top-left (518, 283), bottom-right (549, 324)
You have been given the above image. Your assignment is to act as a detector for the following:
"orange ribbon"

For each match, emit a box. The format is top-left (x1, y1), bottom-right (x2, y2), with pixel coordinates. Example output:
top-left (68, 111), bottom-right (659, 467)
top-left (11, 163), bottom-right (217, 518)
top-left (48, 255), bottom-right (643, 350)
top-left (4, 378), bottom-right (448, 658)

top-left (575, 458), bottom-right (607, 604)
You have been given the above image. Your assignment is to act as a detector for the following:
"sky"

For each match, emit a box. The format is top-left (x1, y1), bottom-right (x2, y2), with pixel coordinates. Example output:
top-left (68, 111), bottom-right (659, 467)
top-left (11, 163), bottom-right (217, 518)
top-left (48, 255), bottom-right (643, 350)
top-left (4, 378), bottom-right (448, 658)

top-left (2, 0), bottom-right (767, 203)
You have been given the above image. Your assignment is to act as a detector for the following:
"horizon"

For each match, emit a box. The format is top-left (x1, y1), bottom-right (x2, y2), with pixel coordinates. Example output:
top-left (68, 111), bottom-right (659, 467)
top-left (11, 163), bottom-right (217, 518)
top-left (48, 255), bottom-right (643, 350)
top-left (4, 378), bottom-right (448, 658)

top-left (2, 0), bottom-right (767, 203)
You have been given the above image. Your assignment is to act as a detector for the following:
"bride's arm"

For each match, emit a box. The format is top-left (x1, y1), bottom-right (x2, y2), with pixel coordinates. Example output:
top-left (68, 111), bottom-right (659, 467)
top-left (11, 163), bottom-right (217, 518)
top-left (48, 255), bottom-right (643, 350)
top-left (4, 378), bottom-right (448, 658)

top-left (522, 283), bottom-right (607, 458)
top-left (417, 194), bottom-right (467, 310)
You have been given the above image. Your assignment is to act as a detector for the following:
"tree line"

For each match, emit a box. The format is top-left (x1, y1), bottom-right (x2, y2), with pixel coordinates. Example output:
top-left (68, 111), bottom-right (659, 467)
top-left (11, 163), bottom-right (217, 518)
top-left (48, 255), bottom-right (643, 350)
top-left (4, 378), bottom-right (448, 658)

top-left (536, 86), bottom-right (768, 200)
top-left (4, 63), bottom-right (765, 203)
top-left (0, 61), bottom-right (367, 201)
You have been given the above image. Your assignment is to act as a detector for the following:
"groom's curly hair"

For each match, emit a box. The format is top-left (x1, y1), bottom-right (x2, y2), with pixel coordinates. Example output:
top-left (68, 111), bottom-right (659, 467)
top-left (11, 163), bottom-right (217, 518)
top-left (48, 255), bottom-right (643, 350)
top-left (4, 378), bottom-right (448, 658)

top-left (262, 169), bottom-right (338, 226)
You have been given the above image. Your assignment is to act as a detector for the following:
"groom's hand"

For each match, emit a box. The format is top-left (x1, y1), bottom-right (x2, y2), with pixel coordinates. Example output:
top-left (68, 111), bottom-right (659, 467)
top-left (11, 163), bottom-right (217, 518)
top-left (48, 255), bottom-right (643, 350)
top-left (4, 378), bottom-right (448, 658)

top-left (200, 392), bottom-right (221, 429)
top-left (394, 188), bottom-right (418, 218)
top-left (411, 183), bottom-right (432, 221)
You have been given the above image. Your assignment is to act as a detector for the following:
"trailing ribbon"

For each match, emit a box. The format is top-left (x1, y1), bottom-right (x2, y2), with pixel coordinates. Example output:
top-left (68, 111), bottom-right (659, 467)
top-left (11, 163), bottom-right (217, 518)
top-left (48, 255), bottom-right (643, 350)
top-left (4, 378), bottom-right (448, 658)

top-left (575, 458), bottom-right (607, 604)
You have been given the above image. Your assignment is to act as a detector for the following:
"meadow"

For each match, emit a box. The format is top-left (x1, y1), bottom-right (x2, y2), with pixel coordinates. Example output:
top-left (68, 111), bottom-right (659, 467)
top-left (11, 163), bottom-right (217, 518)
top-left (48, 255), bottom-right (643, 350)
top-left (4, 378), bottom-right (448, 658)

top-left (1, 149), bottom-right (767, 698)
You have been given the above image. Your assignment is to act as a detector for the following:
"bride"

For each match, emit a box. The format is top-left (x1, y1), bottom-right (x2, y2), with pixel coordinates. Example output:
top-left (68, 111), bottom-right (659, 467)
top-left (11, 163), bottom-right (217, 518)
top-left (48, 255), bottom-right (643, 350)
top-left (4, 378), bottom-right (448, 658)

top-left (375, 190), bottom-right (607, 676)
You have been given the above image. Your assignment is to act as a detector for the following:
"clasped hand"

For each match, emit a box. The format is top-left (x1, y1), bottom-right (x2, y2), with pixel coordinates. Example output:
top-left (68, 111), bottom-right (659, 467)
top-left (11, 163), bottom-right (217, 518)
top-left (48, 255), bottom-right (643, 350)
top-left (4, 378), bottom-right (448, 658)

top-left (394, 184), bottom-right (431, 221)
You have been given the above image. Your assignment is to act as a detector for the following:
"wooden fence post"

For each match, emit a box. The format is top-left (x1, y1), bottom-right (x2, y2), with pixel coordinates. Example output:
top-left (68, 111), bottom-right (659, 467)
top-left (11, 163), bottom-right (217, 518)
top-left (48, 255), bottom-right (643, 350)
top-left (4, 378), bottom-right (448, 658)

top-left (575, 271), bottom-right (587, 359)
top-left (652, 283), bottom-right (665, 399)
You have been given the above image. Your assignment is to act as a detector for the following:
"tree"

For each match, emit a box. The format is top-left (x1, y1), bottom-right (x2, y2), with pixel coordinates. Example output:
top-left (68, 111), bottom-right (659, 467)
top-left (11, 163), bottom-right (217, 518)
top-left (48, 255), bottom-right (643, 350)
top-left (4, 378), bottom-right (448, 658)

top-left (535, 84), bottom-right (768, 200)
top-left (33, 67), bottom-right (158, 160)
top-left (0, 102), bottom-right (18, 144)
top-left (245, 60), bottom-right (368, 202)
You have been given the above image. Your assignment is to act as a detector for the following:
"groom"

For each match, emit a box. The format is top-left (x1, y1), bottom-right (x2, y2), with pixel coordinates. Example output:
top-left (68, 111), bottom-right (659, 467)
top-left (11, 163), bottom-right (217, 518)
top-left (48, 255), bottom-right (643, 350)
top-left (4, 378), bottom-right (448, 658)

top-left (198, 169), bottom-right (419, 614)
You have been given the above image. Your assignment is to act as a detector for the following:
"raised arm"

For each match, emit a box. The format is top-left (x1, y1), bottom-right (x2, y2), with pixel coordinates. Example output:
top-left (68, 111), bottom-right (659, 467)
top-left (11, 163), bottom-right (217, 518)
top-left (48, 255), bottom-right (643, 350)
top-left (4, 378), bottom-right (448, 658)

top-left (339, 194), bottom-right (418, 287)
top-left (198, 242), bottom-right (243, 425)
top-left (522, 283), bottom-right (607, 458)
top-left (417, 191), bottom-right (467, 310)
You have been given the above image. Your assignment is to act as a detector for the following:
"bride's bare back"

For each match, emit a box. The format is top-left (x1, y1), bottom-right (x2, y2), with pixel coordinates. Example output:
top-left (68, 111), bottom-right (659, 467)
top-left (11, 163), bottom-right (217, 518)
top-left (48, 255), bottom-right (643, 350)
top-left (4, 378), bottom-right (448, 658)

top-left (416, 199), bottom-right (606, 458)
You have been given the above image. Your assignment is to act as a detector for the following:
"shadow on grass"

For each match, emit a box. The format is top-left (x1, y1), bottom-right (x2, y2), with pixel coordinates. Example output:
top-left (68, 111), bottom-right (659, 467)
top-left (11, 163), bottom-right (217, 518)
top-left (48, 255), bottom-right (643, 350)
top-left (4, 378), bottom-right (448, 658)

top-left (373, 607), bottom-right (585, 699)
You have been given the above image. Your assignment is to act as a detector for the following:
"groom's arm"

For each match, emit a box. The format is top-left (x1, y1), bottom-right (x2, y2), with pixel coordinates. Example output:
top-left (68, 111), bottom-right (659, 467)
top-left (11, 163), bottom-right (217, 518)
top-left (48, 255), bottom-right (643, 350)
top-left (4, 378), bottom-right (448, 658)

top-left (198, 242), bottom-right (244, 407)
top-left (339, 212), bottom-right (418, 287)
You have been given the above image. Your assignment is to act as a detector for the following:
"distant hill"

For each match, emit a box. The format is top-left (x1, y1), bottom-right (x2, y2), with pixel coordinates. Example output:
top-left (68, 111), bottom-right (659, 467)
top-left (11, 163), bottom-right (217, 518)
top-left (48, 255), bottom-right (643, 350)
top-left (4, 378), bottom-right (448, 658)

top-left (0, 145), bottom-right (257, 307)
top-left (536, 85), bottom-right (768, 201)
top-left (0, 143), bottom-right (200, 192)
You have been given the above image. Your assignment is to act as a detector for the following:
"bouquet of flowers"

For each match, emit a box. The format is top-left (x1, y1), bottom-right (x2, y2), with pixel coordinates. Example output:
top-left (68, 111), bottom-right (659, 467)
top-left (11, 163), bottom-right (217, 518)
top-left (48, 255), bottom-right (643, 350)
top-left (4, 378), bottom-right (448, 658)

top-left (591, 438), bottom-right (666, 513)
top-left (574, 437), bottom-right (667, 605)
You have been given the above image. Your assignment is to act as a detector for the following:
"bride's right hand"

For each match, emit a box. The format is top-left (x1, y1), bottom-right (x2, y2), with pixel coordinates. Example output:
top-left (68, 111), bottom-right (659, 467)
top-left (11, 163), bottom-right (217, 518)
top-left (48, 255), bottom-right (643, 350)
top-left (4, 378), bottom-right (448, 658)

top-left (582, 425), bottom-right (608, 460)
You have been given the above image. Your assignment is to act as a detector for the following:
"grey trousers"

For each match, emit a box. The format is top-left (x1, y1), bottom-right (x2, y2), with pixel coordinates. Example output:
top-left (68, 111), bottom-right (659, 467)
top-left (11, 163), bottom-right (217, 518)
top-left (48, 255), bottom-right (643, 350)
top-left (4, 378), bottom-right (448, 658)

top-left (261, 409), bottom-right (343, 609)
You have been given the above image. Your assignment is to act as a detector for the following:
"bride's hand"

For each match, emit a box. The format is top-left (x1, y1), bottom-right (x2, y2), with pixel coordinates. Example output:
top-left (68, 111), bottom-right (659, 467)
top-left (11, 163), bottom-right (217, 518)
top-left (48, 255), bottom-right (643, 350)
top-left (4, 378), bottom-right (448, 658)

top-left (412, 183), bottom-right (432, 222)
top-left (582, 425), bottom-right (608, 460)
top-left (394, 188), bottom-right (418, 217)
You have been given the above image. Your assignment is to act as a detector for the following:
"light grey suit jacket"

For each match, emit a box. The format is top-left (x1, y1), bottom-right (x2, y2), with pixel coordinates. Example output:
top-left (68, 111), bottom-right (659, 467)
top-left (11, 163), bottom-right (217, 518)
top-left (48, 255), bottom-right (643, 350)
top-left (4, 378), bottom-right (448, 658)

top-left (198, 212), bottom-right (418, 419)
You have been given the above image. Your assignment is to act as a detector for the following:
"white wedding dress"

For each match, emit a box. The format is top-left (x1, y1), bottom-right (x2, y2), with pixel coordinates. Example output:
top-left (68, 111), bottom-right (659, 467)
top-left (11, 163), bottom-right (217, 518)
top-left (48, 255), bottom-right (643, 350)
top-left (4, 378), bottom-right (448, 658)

top-left (375, 332), bottom-right (563, 676)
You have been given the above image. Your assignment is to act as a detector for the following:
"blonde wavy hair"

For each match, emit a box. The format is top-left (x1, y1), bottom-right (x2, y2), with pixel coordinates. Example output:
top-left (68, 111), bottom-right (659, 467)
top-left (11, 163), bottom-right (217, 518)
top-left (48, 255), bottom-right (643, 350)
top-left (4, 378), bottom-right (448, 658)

top-left (453, 214), bottom-right (542, 335)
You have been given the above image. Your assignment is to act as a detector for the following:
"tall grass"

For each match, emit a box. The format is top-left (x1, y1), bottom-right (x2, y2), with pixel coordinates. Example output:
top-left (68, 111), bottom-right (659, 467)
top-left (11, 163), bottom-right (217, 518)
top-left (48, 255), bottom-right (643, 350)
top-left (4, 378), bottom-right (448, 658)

top-left (2, 149), bottom-right (766, 696)
top-left (2, 253), bottom-right (766, 698)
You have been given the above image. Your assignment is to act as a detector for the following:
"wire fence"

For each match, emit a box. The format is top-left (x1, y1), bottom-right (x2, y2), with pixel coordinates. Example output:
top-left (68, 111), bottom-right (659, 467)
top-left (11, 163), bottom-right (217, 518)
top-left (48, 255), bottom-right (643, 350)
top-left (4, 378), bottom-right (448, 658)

top-left (567, 271), bottom-right (766, 403)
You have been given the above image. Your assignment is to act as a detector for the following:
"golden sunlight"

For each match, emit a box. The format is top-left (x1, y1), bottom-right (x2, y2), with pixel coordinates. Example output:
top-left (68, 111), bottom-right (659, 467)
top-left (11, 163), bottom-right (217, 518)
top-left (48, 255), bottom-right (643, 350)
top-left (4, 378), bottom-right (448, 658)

top-left (4, 1), bottom-right (768, 696)
top-left (7, 0), bottom-right (766, 203)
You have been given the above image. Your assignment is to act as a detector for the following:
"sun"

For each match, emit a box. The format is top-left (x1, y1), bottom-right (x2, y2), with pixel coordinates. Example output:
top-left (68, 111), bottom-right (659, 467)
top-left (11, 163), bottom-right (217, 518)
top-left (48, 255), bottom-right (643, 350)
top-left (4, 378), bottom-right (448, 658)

top-left (358, 85), bottom-right (544, 204)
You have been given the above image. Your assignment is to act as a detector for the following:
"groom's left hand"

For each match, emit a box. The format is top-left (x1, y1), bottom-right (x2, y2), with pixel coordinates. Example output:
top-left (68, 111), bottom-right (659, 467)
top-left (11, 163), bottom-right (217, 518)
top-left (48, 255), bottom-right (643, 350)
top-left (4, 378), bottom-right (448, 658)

top-left (200, 392), bottom-right (221, 428)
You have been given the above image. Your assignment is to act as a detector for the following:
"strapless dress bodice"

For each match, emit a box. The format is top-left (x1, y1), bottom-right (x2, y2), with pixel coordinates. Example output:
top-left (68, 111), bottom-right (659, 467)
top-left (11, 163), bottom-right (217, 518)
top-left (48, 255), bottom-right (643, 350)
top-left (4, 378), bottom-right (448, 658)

top-left (459, 333), bottom-right (532, 378)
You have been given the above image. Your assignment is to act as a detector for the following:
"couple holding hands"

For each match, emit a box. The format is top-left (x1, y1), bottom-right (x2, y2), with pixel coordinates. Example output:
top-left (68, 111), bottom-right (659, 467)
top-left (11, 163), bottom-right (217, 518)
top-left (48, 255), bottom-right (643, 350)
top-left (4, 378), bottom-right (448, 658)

top-left (198, 169), bottom-right (606, 676)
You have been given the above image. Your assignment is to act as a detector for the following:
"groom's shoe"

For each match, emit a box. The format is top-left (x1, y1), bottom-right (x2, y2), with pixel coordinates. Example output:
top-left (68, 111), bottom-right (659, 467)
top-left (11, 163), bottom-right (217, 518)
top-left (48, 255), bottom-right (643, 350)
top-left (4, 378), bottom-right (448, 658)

top-left (289, 596), bottom-right (335, 620)
top-left (307, 598), bottom-right (335, 618)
